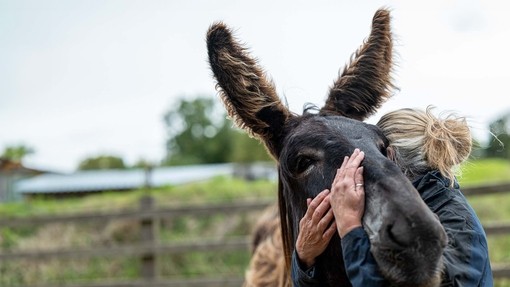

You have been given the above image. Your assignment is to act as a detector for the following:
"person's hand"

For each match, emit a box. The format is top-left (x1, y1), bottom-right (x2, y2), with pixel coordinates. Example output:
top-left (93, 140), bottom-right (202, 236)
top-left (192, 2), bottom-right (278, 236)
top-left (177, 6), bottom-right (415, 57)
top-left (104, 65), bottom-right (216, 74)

top-left (295, 189), bottom-right (337, 269)
top-left (330, 148), bottom-right (365, 238)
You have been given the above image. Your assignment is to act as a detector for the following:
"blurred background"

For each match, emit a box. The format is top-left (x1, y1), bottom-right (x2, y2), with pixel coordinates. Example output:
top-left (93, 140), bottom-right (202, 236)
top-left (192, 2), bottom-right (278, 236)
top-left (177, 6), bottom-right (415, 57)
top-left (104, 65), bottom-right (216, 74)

top-left (2, 0), bottom-right (510, 172)
top-left (1, 0), bottom-right (509, 286)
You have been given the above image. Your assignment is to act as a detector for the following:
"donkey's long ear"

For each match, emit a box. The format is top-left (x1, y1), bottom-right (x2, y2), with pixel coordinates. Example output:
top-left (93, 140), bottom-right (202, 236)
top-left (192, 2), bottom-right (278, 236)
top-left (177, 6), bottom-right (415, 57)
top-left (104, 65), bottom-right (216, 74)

top-left (321, 8), bottom-right (395, 120)
top-left (207, 22), bottom-right (292, 158)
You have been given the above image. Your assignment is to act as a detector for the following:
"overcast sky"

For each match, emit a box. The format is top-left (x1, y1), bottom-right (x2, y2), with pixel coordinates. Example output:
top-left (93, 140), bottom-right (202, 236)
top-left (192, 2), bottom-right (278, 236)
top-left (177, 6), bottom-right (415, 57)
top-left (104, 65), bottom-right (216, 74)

top-left (1, 0), bottom-right (509, 173)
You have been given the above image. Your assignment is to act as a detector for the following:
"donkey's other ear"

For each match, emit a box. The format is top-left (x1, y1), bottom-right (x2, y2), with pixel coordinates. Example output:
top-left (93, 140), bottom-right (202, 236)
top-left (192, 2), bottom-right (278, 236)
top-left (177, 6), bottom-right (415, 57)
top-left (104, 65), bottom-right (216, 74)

top-left (321, 8), bottom-right (396, 121)
top-left (207, 22), bottom-right (292, 158)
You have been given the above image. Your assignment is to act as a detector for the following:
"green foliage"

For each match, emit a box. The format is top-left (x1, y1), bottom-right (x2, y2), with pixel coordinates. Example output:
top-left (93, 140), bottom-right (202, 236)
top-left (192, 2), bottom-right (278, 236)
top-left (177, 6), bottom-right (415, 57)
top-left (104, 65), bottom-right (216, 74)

top-left (77, 155), bottom-right (126, 170)
top-left (163, 96), bottom-right (229, 165)
top-left (162, 96), bottom-right (271, 165)
top-left (131, 158), bottom-right (153, 169)
top-left (485, 112), bottom-right (510, 159)
top-left (229, 130), bottom-right (272, 163)
top-left (1, 144), bottom-right (34, 162)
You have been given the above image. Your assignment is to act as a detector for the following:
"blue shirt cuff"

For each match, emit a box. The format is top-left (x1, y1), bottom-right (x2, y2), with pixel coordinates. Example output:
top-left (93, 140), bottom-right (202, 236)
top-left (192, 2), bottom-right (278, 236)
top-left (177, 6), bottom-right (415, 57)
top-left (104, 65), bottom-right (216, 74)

top-left (291, 249), bottom-right (319, 285)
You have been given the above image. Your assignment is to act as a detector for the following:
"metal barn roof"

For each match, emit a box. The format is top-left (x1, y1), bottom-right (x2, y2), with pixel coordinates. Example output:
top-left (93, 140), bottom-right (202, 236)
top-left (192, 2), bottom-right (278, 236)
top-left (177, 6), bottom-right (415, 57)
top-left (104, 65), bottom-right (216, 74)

top-left (14, 163), bottom-right (236, 194)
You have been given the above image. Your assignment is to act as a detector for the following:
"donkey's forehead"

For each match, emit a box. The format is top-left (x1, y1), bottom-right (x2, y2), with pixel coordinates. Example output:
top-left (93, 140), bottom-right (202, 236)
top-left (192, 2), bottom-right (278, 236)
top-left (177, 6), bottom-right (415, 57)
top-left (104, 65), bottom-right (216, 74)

top-left (288, 115), bottom-right (381, 140)
top-left (280, 115), bottom-right (386, 158)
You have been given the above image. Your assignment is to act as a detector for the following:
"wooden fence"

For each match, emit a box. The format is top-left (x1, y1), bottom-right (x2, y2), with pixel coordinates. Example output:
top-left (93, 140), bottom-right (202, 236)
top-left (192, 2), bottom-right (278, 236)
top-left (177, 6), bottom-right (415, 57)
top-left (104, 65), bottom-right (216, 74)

top-left (1, 183), bottom-right (510, 287)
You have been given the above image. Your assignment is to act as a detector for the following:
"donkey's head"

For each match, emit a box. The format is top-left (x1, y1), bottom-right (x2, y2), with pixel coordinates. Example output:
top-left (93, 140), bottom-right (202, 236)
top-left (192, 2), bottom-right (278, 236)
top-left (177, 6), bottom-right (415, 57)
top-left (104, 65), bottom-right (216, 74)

top-left (207, 8), bottom-right (446, 287)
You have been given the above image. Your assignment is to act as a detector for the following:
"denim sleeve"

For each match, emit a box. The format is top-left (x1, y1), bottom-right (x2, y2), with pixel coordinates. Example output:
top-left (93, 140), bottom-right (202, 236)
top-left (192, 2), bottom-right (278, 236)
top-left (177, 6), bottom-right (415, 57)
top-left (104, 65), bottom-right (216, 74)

top-left (341, 227), bottom-right (389, 287)
top-left (291, 249), bottom-right (320, 286)
top-left (439, 209), bottom-right (493, 287)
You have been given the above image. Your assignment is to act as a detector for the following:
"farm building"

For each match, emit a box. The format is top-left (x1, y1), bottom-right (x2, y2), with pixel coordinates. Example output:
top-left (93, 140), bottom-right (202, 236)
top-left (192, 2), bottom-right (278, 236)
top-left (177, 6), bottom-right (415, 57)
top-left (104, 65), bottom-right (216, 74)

top-left (13, 162), bottom-right (276, 199)
top-left (0, 158), bottom-right (48, 202)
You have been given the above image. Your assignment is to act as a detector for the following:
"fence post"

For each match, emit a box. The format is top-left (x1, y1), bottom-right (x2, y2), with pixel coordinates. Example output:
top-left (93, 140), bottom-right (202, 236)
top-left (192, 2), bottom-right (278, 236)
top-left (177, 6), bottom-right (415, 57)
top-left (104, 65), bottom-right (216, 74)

top-left (139, 195), bottom-right (158, 280)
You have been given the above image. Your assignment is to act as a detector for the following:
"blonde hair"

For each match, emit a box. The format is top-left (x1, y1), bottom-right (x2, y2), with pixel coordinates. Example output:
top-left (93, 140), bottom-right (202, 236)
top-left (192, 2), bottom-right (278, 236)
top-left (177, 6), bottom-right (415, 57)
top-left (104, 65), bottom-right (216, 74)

top-left (376, 106), bottom-right (472, 186)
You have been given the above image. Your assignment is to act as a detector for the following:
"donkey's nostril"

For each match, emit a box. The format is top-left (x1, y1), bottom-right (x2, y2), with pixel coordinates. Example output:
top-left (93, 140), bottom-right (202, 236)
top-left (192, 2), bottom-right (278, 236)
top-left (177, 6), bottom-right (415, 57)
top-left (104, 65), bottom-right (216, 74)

top-left (386, 217), bottom-right (413, 247)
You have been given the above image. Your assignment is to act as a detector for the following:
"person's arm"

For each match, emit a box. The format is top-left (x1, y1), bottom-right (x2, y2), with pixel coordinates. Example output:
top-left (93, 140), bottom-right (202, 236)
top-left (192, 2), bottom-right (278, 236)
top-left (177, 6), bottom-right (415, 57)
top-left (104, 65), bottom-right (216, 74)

top-left (330, 149), bottom-right (365, 238)
top-left (295, 189), bottom-right (337, 268)
top-left (330, 149), bottom-right (388, 286)
top-left (439, 208), bottom-right (493, 287)
top-left (341, 227), bottom-right (389, 286)
top-left (291, 189), bottom-right (337, 286)
top-left (291, 249), bottom-right (320, 286)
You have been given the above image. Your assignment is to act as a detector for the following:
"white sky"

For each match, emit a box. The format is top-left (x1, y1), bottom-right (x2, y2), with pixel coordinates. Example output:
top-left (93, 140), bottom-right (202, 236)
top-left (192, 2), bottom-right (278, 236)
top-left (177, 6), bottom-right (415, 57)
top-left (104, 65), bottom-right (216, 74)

top-left (1, 0), bottom-right (509, 173)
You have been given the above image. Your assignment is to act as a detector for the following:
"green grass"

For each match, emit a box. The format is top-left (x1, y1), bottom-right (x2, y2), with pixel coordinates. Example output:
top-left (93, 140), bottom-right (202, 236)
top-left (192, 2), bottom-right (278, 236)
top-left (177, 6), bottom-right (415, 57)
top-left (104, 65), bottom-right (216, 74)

top-left (154, 175), bottom-right (276, 206)
top-left (161, 251), bottom-right (251, 278)
top-left (459, 158), bottom-right (510, 186)
top-left (0, 176), bottom-right (276, 286)
top-left (0, 159), bottom-right (509, 286)
top-left (459, 159), bottom-right (510, 224)
top-left (0, 176), bottom-right (276, 218)
top-left (0, 257), bottom-right (140, 286)
top-left (459, 159), bottom-right (510, 286)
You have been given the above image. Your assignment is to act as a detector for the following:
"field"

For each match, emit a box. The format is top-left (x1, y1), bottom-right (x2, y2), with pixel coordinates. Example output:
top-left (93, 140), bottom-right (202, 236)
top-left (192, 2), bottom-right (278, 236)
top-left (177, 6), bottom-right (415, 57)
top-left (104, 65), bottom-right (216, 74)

top-left (0, 158), bottom-right (509, 286)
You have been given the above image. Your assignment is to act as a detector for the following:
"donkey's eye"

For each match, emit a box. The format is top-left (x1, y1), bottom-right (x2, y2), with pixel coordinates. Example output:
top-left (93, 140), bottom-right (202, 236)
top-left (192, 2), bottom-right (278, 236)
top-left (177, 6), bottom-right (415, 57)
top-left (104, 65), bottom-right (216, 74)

top-left (379, 144), bottom-right (388, 156)
top-left (295, 156), bottom-right (315, 174)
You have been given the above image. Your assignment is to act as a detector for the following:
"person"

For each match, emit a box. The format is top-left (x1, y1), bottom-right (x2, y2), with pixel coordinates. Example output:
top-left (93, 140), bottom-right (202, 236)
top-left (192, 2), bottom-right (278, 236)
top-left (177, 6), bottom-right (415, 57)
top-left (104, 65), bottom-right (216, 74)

top-left (291, 107), bottom-right (493, 286)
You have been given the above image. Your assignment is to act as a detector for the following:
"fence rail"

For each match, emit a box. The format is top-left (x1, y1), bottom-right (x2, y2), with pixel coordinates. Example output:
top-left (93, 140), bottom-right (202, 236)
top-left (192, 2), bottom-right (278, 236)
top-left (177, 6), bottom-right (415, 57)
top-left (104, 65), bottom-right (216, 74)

top-left (18, 278), bottom-right (246, 287)
top-left (0, 237), bottom-right (251, 261)
top-left (1, 182), bottom-right (510, 287)
top-left (462, 182), bottom-right (510, 196)
top-left (0, 199), bottom-right (274, 227)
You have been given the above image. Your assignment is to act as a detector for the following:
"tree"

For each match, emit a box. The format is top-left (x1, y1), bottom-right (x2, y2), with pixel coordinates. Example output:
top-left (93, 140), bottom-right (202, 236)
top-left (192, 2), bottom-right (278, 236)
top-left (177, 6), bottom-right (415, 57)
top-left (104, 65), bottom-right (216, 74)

top-left (162, 96), bottom-right (271, 165)
top-left (1, 145), bottom-right (34, 163)
top-left (229, 130), bottom-right (272, 163)
top-left (163, 96), bottom-right (228, 165)
top-left (485, 112), bottom-right (510, 159)
top-left (78, 155), bottom-right (126, 170)
top-left (132, 158), bottom-right (154, 169)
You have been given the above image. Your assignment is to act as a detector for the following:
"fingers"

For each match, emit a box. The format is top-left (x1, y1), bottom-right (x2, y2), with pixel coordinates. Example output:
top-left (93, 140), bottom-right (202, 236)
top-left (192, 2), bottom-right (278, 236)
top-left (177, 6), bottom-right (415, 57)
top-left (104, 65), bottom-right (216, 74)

top-left (334, 149), bottom-right (365, 182)
top-left (305, 189), bottom-right (330, 220)
top-left (354, 166), bottom-right (364, 192)
top-left (317, 208), bottom-right (334, 231)
top-left (347, 149), bottom-right (364, 172)
top-left (311, 194), bottom-right (331, 223)
top-left (335, 156), bottom-right (349, 179)
top-left (323, 221), bottom-right (337, 240)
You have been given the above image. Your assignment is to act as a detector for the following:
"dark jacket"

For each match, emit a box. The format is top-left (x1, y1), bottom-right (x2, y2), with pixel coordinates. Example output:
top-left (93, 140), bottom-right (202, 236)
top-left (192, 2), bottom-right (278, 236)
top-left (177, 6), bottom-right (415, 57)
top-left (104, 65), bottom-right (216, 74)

top-left (291, 170), bottom-right (493, 287)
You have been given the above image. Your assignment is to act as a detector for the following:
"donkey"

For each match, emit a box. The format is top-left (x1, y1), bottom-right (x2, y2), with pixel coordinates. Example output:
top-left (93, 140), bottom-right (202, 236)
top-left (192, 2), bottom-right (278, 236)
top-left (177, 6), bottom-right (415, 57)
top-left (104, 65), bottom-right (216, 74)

top-left (207, 8), bottom-right (447, 287)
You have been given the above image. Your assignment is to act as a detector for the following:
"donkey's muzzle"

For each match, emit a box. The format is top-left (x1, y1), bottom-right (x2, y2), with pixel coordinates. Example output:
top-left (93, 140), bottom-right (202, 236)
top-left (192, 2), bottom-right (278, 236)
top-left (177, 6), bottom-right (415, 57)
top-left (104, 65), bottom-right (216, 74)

top-left (383, 213), bottom-right (447, 249)
top-left (373, 208), bottom-right (447, 286)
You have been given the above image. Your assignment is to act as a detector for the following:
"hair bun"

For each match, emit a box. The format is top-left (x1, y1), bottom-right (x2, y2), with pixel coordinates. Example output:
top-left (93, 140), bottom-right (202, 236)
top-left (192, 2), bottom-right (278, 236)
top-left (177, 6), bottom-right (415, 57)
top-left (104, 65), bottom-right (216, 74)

top-left (423, 109), bottom-right (472, 171)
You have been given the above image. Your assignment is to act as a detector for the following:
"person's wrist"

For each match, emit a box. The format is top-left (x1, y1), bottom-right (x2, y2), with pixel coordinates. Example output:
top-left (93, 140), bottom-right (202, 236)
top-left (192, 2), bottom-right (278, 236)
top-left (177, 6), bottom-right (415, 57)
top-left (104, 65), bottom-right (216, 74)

top-left (296, 248), bottom-right (315, 269)
top-left (337, 217), bottom-right (362, 238)
top-left (339, 223), bottom-right (361, 238)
